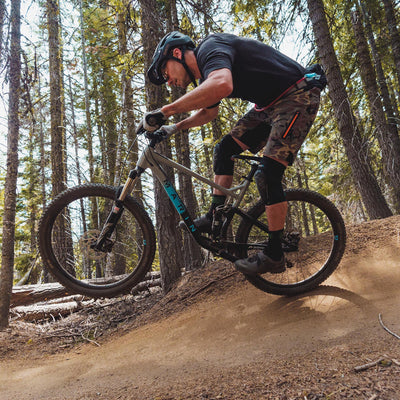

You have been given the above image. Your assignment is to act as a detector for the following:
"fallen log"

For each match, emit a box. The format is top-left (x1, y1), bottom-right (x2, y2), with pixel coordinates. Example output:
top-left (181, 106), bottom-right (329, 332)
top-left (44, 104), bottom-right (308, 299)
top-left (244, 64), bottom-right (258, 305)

top-left (11, 300), bottom-right (88, 322)
top-left (11, 283), bottom-right (71, 307)
top-left (11, 272), bottom-right (161, 307)
top-left (11, 278), bottom-right (162, 323)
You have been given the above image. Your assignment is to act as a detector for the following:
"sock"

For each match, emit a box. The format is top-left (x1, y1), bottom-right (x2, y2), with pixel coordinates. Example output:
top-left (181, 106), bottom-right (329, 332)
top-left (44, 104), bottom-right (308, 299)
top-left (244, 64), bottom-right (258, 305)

top-left (265, 229), bottom-right (284, 260)
top-left (206, 195), bottom-right (226, 219)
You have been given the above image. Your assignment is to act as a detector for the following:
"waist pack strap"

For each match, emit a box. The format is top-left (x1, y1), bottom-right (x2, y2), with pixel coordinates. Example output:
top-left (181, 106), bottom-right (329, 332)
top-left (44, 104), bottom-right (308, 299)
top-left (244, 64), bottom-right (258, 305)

top-left (254, 64), bottom-right (326, 112)
top-left (254, 77), bottom-right (307, 112)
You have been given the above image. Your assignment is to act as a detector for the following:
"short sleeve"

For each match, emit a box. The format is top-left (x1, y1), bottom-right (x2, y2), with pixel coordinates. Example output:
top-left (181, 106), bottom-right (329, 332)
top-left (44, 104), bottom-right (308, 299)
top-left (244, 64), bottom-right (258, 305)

top-left (196, 36), bottom-right (235, 80)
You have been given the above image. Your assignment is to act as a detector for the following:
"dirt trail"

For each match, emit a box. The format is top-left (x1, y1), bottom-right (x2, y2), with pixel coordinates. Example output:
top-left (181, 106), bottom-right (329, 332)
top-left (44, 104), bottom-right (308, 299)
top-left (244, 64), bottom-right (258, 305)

top-left (1, 216), bottom-right (400, 400)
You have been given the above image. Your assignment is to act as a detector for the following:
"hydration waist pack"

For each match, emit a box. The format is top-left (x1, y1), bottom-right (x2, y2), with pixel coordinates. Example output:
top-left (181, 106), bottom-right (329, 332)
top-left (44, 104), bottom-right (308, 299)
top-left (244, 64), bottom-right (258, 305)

top-left (304, 64), bottom-right (327, 90)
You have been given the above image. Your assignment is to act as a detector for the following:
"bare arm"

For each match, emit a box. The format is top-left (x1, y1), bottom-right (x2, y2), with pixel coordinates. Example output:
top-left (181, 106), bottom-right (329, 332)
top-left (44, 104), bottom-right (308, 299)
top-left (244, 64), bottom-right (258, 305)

top-left (176, 106), bottom-right (219, 131)
top-left (161, 68), bottom-right (233, 117)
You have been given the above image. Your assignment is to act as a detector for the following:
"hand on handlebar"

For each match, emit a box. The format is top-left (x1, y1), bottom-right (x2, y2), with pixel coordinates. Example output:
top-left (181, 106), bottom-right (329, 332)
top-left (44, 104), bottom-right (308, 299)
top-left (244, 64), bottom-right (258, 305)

top-left (143, 109), bottom-right (167, 132)
top-left (158, 124), bottom-right (178, 139)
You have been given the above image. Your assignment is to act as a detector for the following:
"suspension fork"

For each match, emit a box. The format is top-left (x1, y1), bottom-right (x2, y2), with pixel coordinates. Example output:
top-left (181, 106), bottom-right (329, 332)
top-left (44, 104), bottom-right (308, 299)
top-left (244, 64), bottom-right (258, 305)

top-left (91, 168), bottom-right (143, 252)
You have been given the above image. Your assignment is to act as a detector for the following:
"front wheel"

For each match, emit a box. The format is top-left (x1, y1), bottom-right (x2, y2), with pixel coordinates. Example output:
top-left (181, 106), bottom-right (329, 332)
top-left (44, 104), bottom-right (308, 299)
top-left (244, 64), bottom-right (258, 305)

top-left (38, 184), bottom-right (156, 298)
top-left (235, 189), bottom-right (346, 296)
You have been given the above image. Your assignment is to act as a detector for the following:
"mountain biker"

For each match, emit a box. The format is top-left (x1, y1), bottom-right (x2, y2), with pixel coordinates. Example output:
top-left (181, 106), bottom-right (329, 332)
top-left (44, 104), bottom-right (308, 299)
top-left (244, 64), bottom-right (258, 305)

top-left (144, 31), bottom-right (326, 275)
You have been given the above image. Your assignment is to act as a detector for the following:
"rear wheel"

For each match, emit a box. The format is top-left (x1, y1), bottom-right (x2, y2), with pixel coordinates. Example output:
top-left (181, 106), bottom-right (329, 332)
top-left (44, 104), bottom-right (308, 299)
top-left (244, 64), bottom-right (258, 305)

top-left (235, 189), bottom-right (346, 296)
top-left (38, 184), bottom-right (156, 298)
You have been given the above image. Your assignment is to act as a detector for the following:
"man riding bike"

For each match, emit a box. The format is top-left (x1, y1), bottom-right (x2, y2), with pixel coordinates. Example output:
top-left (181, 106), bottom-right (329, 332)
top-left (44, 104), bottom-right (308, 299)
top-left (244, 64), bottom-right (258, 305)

top-left (144, 31), bottom-right (326, 275)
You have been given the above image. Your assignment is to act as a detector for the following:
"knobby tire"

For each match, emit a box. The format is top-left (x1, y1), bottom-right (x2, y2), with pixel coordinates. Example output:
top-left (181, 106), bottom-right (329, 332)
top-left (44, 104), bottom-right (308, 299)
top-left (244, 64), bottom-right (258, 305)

top-left (38, 184), bottom-right (156, 298)
top-left (235, 189), bottom-right (346, 296)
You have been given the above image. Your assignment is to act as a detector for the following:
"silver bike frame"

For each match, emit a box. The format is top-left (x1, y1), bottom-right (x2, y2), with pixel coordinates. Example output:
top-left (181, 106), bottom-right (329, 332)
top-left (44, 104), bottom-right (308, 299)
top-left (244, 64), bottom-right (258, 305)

top-left (118, 144), bottom-right (253, 209)
top-left (94, 139), bottom-right (261, 262)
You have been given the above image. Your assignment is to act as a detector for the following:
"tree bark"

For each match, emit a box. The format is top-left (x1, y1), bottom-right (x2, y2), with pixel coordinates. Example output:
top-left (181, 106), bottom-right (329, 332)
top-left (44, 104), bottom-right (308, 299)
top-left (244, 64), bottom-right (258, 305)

top-left (0, 0), bottom-right (5, 63)
top-left (382, 0), bottom-right (400, 91)
top-left (140, 0), bottom-right (183, 293)
top-left (351, 9), bottom-right (400, 212)
top-left (306, 0), bottom-right (392, 220)
top-left (78, 0), bottom-right (94, 183)
top-left (0, 0), bottom-right (21, 329)
top-left (167, 0), bottom-right (204, 271)
top-left (47, 0), bottom-right (75, 276)
top-left (11, 272), bottom-right (161, 307)
top-left (360, 1), bottom-right (399, 128)
top-left (37, 65), bottom-right (50, 283)
top-left (47, 0), bottom-right (66, 197)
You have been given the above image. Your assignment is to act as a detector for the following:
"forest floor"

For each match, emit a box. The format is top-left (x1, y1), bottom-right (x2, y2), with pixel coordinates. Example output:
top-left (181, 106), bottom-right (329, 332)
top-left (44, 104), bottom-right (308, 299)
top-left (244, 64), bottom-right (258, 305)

top-left (1, 215), bottom-right (400, 400)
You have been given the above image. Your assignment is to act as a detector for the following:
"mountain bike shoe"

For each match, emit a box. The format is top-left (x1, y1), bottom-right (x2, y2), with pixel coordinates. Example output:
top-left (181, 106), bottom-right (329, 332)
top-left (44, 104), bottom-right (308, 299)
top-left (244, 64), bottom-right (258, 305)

top-left (234, 251), bottom-right (286, 275)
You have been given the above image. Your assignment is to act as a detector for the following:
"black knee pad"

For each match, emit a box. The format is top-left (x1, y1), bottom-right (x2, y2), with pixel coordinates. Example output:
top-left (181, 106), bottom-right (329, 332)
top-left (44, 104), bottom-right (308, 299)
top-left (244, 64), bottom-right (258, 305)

top-left (254, 157), bottom-right (286, 205)
top-left (213, 135), bottom-right (243, 175)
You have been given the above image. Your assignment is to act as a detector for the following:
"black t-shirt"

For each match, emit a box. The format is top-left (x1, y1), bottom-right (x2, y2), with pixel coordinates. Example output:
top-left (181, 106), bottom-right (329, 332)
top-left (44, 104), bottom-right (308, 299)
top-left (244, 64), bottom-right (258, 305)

top-left (194, 33), bottom-right (305, 107)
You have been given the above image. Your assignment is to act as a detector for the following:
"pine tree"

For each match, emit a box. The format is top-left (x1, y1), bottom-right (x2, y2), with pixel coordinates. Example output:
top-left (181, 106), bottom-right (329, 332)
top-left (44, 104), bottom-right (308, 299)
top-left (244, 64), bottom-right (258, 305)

top-left (139, 0), bottom-right (183, 293)
top-left (0, 0), bottom-right (21, 329)
top-left (306, 0), bottom-right (392, 219)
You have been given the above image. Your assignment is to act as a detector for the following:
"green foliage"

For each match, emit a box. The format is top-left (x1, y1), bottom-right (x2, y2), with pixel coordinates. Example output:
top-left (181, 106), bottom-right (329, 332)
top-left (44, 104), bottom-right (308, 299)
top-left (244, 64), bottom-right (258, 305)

top-left (231, 0), bottom-right (276, 41)
top-left (3, 0), bottom-right (400, 282)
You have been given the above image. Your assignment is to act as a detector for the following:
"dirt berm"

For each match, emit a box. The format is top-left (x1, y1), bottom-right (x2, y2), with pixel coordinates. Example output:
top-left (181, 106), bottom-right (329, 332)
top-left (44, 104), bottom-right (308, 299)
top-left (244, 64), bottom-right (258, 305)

top-left (1, 216), bottom-right (400, 399)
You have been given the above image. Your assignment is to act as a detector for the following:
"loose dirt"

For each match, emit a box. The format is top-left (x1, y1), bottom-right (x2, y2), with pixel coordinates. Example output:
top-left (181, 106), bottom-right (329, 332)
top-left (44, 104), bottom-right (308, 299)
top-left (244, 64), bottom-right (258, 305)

top-left (1, 216), bottom-right (400, 400)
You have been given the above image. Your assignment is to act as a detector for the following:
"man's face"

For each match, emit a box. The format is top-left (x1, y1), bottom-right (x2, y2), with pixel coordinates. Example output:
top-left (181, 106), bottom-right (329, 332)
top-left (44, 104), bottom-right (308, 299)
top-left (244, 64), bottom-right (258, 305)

top-left (162, 50), bottom-right (191, 89)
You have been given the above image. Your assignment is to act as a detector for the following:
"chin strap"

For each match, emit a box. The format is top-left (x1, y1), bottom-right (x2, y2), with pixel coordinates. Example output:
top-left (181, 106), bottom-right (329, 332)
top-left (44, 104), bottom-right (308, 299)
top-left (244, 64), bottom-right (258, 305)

top-left (181, 48), bottom-right (197, 87)
top-left (181, 61), bottom-right (198, 87)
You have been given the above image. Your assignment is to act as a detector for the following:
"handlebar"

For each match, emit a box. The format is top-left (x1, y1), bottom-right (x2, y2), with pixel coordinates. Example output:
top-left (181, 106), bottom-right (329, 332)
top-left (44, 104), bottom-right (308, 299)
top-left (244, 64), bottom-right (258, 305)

top-left (136, 126), bottom-right (167, 147)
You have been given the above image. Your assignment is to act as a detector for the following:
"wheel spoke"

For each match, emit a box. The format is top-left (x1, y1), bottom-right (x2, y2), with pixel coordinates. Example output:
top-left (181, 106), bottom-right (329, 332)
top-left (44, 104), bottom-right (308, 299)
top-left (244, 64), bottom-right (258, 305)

top-left (39, 184), bottom-right (156, 297)
top-left (235, 189), bottom-right (346, 295)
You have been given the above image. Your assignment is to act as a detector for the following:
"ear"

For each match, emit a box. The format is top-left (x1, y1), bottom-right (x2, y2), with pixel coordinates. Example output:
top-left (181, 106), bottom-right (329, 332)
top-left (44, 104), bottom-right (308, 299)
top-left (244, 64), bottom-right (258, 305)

top-left (172, 48), bottom-right (183, 60)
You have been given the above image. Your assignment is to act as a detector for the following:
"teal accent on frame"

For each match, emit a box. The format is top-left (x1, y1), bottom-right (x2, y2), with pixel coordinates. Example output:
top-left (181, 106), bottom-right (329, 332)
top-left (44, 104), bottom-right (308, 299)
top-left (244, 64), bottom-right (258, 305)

top-left (163, 181), bottom-right (186, 214)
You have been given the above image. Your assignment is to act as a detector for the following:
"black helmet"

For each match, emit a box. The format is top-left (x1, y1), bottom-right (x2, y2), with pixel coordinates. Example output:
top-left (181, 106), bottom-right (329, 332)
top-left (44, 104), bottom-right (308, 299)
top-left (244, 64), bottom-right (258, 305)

top-left (147, 31), bottom-right (196, 86)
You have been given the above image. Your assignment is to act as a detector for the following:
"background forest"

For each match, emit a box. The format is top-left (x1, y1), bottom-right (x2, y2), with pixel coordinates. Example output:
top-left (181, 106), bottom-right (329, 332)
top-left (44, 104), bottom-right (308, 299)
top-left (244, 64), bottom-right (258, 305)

top-left (0, 0), bottom-right (399, 324)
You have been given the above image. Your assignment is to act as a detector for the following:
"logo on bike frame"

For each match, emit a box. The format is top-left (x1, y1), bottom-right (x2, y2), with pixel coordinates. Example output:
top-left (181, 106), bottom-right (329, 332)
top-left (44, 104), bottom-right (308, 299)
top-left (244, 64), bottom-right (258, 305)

top-left (163, 180), bottom-right (186, 214)
top-left (162, 181), bottom-right (197, 232)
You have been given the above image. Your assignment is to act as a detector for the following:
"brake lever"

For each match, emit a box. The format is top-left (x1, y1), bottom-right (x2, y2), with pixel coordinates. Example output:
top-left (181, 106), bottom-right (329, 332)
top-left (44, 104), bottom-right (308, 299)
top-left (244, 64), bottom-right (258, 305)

top-left (136, 126), bottom-right (147, 135)
top-left (137, 121), bottom-right (165, 143)
top-left (146, 129), bottom-right (166, 145)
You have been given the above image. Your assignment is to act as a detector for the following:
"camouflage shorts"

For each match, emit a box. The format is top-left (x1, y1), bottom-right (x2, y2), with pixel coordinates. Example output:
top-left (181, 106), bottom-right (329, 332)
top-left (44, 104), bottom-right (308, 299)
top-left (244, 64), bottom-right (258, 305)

top-left (229, 86), bottom-right (321, 165)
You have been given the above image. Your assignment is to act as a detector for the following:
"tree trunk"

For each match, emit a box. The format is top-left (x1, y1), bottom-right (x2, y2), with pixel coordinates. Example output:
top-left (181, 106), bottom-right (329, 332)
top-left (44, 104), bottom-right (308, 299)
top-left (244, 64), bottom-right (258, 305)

top-left (78, 0), bottom-right (94, 183)
top-left (101, 69), bottom-right (118, 185)
top-left (360, 1), bottom-right (399, 128)
top-left (0, 0), bottom-right (21, 329)
top-left (0, 0), bottom-right (5, 63)
top-left (382, 0), bottom-right (400, 91)
top-left (140, 0), bottom-right (182, 293)
top-left (47, 0), bottom-right (75, 275)
top-left (68, 77), bottom-right (90, 277)
top-left (167, 0), bottom-right (204, 271)
top-left (173, 118), bottom-right (204, 271)
top-left (351, 9), bottom-right (400, 212)
top-left (37, 68), bottom-right (50, 283)
top-left (68, 76), bottom-right (85, 189)
top-left (47, 0), bottom-right (66, 196)
top-left (306, 0), bottom-right (392, 220)
top-left (11, 271), bottom-right (161, 307)
top-left (95, 95), bottom-right (110, 183)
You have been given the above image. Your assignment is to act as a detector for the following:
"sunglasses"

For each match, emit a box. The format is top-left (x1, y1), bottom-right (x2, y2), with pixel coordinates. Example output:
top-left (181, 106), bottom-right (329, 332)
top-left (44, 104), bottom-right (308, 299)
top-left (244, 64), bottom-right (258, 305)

top-left (161, 60), bottom-right (169, 81)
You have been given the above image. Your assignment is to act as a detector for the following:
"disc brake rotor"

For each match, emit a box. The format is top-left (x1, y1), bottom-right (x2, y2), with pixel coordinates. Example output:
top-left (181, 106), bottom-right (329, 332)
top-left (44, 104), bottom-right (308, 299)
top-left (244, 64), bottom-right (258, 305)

top-left (79, 229), bottom-right (108, 261)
